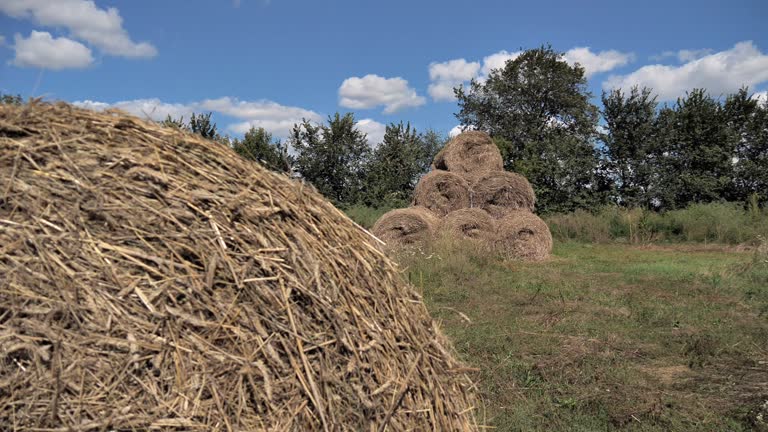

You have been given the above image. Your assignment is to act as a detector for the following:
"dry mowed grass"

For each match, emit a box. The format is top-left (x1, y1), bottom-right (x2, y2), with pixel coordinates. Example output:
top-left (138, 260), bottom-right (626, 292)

top-left (395, 240), bottom-right (768, 431)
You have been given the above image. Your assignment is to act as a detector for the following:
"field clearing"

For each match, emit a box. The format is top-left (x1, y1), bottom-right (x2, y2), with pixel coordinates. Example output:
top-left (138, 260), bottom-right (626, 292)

top-left (395, 241), bottom-right (768, 431)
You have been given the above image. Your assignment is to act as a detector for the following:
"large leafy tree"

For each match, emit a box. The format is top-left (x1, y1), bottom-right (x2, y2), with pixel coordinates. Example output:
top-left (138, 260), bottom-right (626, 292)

top-left (653, 89), bottom-right (733, 209)
top-left (726, 88), bottom-right (768, 204)
top-left (601, 86), bottom-right (659, 207)
top-left (363, 123), bottom-right (445, 205)
top-left (454, 44), bottom-right (605, 213)
top-left (232, 126), bottom-right (293, 173)
top-left (290, 113), bottom-right (370, 205)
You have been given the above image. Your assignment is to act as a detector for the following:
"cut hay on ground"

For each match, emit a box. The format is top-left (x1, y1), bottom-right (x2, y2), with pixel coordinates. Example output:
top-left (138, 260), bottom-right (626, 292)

top-left (0, 101), bottom-right (478, 431)
top-left (439, 208), bottom-right (496, 243)
top-left (470, 171), bottom-right (536, 217)
top-left (495, 210), bottom-right (553, 261)
top-left (432, 130), bottom-right (503, 174)
top-left (371, 206), bottom-right (440, 247)
top-left (412, 170), bottom-right (471, 217)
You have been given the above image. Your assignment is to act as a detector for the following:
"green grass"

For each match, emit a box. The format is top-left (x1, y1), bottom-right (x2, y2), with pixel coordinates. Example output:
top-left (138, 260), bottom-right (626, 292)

top-left (394, 239), bottom-right (768, 431)
top-left (545, 202), bottom-right (768, 245)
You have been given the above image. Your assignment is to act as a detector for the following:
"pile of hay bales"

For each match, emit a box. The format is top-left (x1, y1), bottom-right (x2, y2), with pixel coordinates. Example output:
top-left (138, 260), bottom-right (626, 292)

top-left (0, 101), bottom-right (479, 431)
top-left (372, 130), bottom-right (552, 261)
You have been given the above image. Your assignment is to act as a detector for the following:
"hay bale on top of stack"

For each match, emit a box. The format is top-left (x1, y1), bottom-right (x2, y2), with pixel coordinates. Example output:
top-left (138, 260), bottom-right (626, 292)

top-left (372, 130), bottom-right (552, 261)
top-left (0, 101), bottom-right (479, 431)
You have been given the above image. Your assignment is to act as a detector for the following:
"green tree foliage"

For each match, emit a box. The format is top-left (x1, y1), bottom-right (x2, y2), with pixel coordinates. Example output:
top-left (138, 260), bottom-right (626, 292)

top-left (363, 123), bottom-right (445, 205)
top-left (455, 44), bottom-right (606, 213)
top-left (727, 88), bottom-right (768, 204)
top-left (188, 112), bottom-right (218, 139)
top-left (653, 89), bottom-right (733, 209)
top-left (1, 93), bottom-right (23, 105)
top-left (290, 113), bottom-right (370, 206)
top-left (232, 126), bottom-right (293, 173)
top-left (601, 86), bottom-right (659, 207)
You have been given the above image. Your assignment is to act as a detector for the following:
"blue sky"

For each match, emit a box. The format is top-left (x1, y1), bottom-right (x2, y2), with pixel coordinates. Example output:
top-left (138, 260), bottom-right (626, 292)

top-left (1, 0), bottom-right (767, 145)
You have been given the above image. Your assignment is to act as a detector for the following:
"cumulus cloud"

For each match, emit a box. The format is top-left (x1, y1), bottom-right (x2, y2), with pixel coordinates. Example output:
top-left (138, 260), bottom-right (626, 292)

top-left (563, 47), bottom-right (634, 77)
top-left (74, 98), bottom-right (196, 121)
top-left (651, 48), bottom-right (713, 63)
top-left (355, 118), bottom-right (387, 147)
top-left (603, 41), bottom-right (768, 101)
top-left (338, 74), bottom-right (426, 114)
top-left (203, 97), bottom-right (322, 138)
top-left (427, 59), bottom-right (480, 101)
top-left (480, 50), bottom-right (522, 78)
top-left (0, 0), bottom-right (157, 58)
top-left (448, 124), bottom-right (476, 137)
top-left (12, 31), bottom-right (93, 69)
top-left (74, 96), bottom-right (321, 139)
top-left (429, 47), bottom-right (631, 102)
top-left (753, 90), bottom-right (768, 106)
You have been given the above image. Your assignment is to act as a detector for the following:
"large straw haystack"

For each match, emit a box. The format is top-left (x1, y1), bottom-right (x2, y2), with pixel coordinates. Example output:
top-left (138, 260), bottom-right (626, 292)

top-left (495, 210), bottom-right (553, 261)
top-left (439, 208), bottom-right (495, 243)
top-left (431, 130), bottom-right (503, 174)
top-left (412, 170), bottom-right (471, 217)
top-left (371, 206), bottom-right (440, 246)
top-left (0, 101), bottom-right (478, 431)
top-left (470, 171), bottom-right (536, 217)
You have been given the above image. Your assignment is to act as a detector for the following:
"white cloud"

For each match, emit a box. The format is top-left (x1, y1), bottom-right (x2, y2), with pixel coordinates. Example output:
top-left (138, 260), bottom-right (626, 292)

top-left (355, 118), bottom-right (386, 147)
top-left (480, 50), bottom-right (522, 78)
top-left (74, 98), bottom-right (195, 121)
top-left (209, 98), bottom-right (322, 138)
top-left (73, 96), bottom-right (321, 139)
top-left (448, 124), bottom-right (475, 137)
top-left (428, 81), bottom-right (463, 102)
top-left (12, 31), bottom-right (93, 69)
top-left (0, 0), bottom-right (157, 58)
top-left (563, 47), bottom-right (634, 77)
top-left (429, 58), bottom-right (480, 82)
top-left (604, 41), bottom-right (768, 101)
top-left (753, 91), bottom-right (767, 106)
top-left (676, 48), bottom-right (713, 62)
top-left (338, 74), bottom-right (426, 114)
top-left (427, 58), bottom-right (479, 101)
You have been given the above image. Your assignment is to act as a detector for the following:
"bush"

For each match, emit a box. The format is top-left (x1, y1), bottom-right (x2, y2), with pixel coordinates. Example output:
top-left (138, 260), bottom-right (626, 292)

top-left (546, 202), bottom-right (768, 245)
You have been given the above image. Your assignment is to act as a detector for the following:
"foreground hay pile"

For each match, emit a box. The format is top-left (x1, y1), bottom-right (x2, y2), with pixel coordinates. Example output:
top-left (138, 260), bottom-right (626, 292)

top-left (373, 130), bottom-right (552, 261)
top-left (0, 101), bottom-right (479, 431)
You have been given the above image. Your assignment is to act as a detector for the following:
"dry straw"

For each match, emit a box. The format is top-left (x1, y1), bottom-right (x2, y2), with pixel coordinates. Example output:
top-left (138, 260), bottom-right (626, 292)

top-left (0, 101), bottom-right (478, 431)
top-left (439, 208), bottom-right (496, 243)
top-left (470, 171), bottom-right (536, 217)
top-left (431, 130), bottom-right (503, 174)
top-left (412, 170), bottom-right (471, 217)
top-left (495, 210), bottom-right (553, 262)
top-left (371, 206), bottom-right (440, 247)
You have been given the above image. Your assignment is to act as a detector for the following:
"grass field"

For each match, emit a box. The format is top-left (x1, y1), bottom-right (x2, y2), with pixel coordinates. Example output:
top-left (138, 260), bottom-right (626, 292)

top-left (393, 240), bottom-right (768, 431)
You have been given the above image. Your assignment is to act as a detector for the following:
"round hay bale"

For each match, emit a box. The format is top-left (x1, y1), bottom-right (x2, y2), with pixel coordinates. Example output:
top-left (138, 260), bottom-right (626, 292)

top-left (432, 130), bottom-right (503, 174)
top-left (371, 206), bottom-right (440, 246)
top-left (0, 101), bottom-right (478, 431)
top-left (495, 210), bottom-right (553, 261)
top-left (412, 170), bottom-right (471, 217)
top-left (470, 171), bottom-right (536, 217)
top-left (439, 208), bottom-right (496, 242)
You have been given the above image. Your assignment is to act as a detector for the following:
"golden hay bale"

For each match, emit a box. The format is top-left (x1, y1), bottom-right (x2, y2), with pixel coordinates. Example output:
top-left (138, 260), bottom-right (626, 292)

top-left (495, 210), bottom-right (553, 261)
top-left (0, 101), bottom-right (478, 431)
top-left (439, 208), bottom-right (496, 242)
top-left (371, 206), bottom-right (440, 246)
top-left (412, 170), bottom-right (471, 217)
top-left (470, 171), bottom-right (536, 217)
top-left (432, 130), bottom-right (503, 174)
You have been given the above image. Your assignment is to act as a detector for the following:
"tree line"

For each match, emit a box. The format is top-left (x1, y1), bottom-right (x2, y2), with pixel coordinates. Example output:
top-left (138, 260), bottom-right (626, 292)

top-left (3, 44), bottom-right (766, 214)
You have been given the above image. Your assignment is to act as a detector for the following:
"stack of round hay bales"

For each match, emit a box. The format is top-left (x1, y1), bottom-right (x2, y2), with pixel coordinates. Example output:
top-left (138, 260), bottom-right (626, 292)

top-left (372, 130), bottom-right (552, 262)
top-left (0, 101), bottom-right (479, 431)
